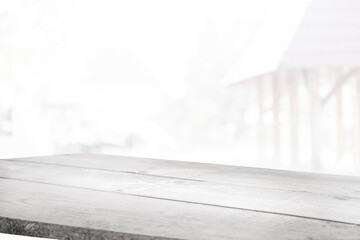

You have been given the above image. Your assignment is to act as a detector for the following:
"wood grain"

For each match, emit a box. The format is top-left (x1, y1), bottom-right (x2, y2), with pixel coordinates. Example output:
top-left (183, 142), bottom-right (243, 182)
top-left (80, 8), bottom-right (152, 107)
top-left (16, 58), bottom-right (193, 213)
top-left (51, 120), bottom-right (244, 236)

top-left (0, 160), bottom-right (360, 225)
top-left (1, 178), bottom-right (360, 240)
top-left (1, 154), bottom-right (360, 239)
top-left (8, 154), bottom-right (360, 196)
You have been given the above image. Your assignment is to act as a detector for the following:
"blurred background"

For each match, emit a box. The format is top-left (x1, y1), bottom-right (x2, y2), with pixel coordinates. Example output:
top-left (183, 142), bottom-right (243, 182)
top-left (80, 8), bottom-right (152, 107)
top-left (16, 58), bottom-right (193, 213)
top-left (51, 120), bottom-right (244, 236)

top-left (1, 0), bottom-right (360, 176)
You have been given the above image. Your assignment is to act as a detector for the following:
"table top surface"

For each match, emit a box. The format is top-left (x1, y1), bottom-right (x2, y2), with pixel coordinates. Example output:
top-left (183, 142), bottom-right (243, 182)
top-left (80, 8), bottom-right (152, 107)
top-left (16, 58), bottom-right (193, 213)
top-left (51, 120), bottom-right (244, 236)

top-left (0, 154), bottom-right (360, 240)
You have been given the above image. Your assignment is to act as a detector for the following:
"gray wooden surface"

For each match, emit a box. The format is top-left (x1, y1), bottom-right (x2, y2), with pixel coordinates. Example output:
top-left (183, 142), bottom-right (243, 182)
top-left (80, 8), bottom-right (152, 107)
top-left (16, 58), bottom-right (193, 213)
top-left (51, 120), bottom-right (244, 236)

top-left (0, 154), bottom-right (360, 239)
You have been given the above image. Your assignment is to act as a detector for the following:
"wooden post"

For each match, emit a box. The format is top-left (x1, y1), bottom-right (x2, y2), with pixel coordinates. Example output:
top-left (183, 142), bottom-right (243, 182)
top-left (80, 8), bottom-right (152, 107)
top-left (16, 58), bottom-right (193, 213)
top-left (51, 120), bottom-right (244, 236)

top-left (289, 71), bottom-right (298, 165)
top-left (273, 73), bottom-right (280, 164)
top-left (258, 77), bottom-right (264, 163)
top-left (336, 76), bottom-right (343, 162)
top-left (356, 73), bottom-right (360, 174)
top-left (308, 70), bottom-right (321, 170)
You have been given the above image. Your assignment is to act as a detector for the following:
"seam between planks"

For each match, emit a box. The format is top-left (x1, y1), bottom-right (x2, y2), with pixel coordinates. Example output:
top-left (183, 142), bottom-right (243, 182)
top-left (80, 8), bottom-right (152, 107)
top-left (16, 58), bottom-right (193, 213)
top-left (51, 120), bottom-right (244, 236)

top-left (1, 158), bottom-right (357, 200)
top-left (1, 176), bottom-right (360, 227)
top-left (0, 158), bottom-right (206, 182)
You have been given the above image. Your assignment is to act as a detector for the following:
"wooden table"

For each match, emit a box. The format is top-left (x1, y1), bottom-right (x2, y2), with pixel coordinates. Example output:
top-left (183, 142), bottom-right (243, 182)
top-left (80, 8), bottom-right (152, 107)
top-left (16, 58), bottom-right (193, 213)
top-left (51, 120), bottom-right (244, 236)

top-left (0, 154), bottom-right (360, 240)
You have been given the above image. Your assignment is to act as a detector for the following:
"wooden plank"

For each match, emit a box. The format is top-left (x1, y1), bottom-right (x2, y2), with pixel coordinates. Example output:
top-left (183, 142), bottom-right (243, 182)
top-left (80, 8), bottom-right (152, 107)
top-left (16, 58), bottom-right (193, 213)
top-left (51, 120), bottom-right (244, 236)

top-left (1, 178), bottom-right (360, 240)
top-left (7, 154), bottom-right (360, 197)
top-left (1, 159), bottom-right (360, 225)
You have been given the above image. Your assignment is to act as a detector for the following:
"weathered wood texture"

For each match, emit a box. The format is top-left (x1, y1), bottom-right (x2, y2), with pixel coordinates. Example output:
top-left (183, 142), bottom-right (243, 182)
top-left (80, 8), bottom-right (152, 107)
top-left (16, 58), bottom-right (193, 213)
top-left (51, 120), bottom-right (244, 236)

top-left (1, 154), bottom-right (360, 240)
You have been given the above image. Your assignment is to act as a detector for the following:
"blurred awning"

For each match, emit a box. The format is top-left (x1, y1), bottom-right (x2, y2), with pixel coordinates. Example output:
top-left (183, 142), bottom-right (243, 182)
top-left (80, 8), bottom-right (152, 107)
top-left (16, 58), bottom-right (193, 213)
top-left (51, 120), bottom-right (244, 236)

top-left (224, 0), bottom-right (311, 85)
top-left (280, 0), bottom-right (360, 68)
